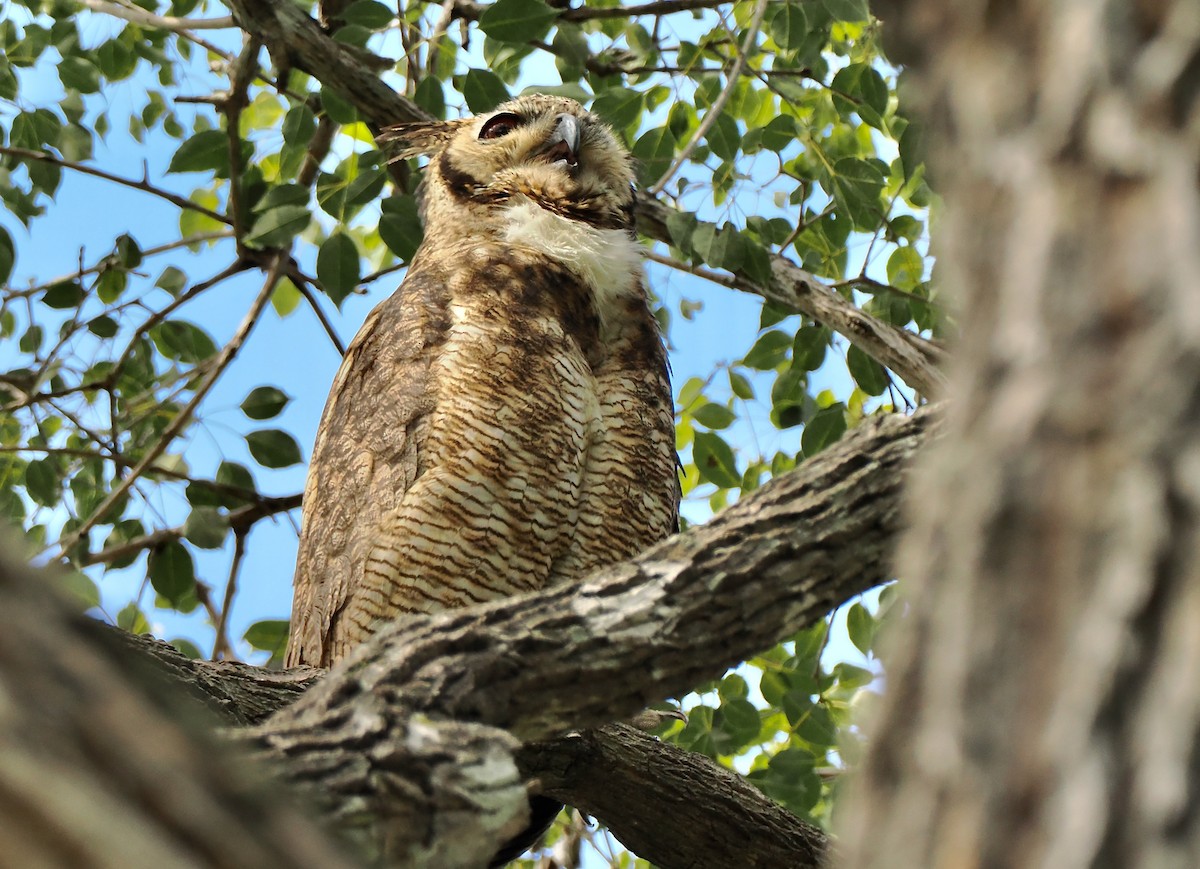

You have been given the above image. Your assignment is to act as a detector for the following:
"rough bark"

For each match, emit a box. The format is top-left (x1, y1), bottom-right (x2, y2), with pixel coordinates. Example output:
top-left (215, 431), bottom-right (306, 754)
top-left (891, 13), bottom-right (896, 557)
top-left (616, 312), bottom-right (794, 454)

top-left (0, 548), bottom-right (356, 869)
top-left (5, 407), bottom-right (933, 868)
top-left (839, 2), bottom-right (1200, 867)
top-left (520, 725), bottom-right (829, 869)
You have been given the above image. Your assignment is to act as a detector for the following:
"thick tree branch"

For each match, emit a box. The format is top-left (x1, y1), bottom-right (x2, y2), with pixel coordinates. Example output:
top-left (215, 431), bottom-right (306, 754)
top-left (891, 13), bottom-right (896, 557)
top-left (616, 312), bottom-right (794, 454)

top-left (520, 724), bottom-right (828, 869)
top-left (101, 407), bottom-right (934, 867)
top-left (0, 549), bottom-right (356, 869)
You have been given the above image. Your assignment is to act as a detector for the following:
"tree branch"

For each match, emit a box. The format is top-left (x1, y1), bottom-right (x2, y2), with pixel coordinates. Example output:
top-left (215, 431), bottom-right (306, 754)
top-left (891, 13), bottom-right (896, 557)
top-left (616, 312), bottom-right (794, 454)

top-left (0, 147), bottom-right (231, 225)
top-left (520, 724), bottom-right (828, 869)
top-left (100, 407), bottom-right (935, 866)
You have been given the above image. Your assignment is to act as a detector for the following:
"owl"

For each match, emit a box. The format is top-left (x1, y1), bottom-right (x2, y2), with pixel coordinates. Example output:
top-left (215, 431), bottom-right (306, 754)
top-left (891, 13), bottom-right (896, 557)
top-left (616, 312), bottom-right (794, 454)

top-left (286, 95), bottom-right (679, 669)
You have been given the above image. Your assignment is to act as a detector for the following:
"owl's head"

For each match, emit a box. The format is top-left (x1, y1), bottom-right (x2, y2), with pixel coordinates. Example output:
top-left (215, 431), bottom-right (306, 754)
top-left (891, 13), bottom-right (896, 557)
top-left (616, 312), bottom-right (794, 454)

top-left (380, 95), bottom-right (635, 233)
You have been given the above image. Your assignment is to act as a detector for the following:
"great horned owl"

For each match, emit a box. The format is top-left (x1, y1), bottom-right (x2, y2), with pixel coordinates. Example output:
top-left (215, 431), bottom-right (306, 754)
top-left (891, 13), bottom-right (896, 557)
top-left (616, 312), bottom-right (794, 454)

top-left (286, 95), bottom-right (678, 668)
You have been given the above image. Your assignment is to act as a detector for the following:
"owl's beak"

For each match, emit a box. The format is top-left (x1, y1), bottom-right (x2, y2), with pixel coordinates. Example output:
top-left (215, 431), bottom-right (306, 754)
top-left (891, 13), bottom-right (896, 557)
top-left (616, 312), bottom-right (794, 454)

top-left (540, 113), bottom-right (582, 168)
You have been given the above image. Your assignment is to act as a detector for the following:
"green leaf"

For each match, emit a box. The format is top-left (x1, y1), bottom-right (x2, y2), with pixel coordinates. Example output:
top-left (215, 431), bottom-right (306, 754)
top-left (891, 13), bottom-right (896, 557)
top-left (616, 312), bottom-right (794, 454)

top-left (281, 105), bottom-right (316, 146)
top-left (760, 114), bottom-right (798, 153)
top-left (167, 129), bottom-right (229, 174)
top-left (19, 325), bottom-right (44, 354)
top-left (0, 225), bottom-right (14, 284)
top-left (821, 0), bottom-right (869, 22)
top-left (155, 265), bottom-right (187, 296)
top-left (217, 461), bottom-right (256, 496)
top-left (793, 326), bottom-right (828, 371)
top-left (340, 0), bottom-right (394, 29)
top-left (150, 320), bottom-right (217, 363)
top-left (114, 233), bottom-right (142, 268)
top-left (271, 277), bottom-right (302, 317)
top-left (240, 386), bottom-right (289, 420)
top-left (592, 87), bottom-right (644, 131)
top-left (148, 540), bottom-right (195, 606)
top-left (742, 330), bottom-right (792, 370)
top-left (321, 86), bottom-right (357, 124)
top-left (714, 697), bottom-right (761, 749)
top-left (899, 119), bottom-right (925, 178)
top-left (116, 602), bottom-right (151, 634)
top-left (414, 76), bottom-right (446, 119)
top-left (692, 402), bottom-right (735, 430)
top-left (801, 404), bottom-right (847, 456)
top-left (246, 429), bottom-right (302, 468)
top-left (847, 345), bottom-right (888, 395)
top-left (829, 157), bottom-right (886, 230)
top-left (183, 506), bottom-right (228, 549)
top-left (96, 37), bottom-right (137, 80)
top-left (693, 431), bottom-right (740, 489)
top-left (462, 69), bottom-right (511, 113)
top-left (88, 315), bottom-right (118, 338)
top-left (58, 55), bottom-right (101, 93)
top-left (846, 602), bottom-right (875, 655)
top-left (169, 638), bottom-right (203, 659)
top-left (244, 619), bottom-right (290, 657)
top-left (886, 246), bottom-right (924, 290)
top-left (632, 125), bottom-right (677, 187)
top-left (479, 0), bottom-right (558, 44)
top-left (691, 222), bottom-right (746, 272)
top-left (729, 370), bottom-right (754, 400)
top-left (797, 702), bottom-right (837, 748)
top-left (42, 280), bottom-right (84, 309)
top-left (316, 232), bottom-right (361, 305)
top-left (24, 458), bottom-right (60, 507)
top-left (58, 569), bottom-right (100, 611)
top-left (379, 195), bottom-right (424, 261)
top-left (243, 204), bottom-right (311, 248)
top-left (705, 113), bottom-right (740, 162)
top-left (770, 2), bottom-right (808, 51)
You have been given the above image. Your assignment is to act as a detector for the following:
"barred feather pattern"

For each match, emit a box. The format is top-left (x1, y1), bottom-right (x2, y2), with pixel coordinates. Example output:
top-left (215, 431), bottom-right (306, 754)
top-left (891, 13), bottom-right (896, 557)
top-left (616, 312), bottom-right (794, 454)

top-left (287, 97), bottom-right (677, 668)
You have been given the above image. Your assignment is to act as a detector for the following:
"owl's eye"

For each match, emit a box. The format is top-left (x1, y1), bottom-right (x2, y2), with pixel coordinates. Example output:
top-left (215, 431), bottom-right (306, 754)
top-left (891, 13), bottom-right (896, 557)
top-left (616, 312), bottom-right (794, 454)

top-left (479, 112), bottom-right (522, 140)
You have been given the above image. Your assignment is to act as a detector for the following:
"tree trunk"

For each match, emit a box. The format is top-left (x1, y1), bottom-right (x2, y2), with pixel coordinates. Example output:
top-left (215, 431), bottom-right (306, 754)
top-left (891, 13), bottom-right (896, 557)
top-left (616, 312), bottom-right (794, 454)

top-left (838, 1), bottom-right (1200, 866)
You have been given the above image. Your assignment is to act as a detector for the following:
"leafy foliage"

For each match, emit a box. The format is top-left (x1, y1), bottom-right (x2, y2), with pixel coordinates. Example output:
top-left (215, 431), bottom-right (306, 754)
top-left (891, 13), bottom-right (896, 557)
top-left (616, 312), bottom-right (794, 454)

top-left (0, 0), bottom-right (940, 865)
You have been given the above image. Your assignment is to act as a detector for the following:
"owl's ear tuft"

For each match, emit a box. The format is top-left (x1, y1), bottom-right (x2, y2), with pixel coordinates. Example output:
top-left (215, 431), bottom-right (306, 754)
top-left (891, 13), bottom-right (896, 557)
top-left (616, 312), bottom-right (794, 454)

top-left (378, 121), bottom-right (456, 160)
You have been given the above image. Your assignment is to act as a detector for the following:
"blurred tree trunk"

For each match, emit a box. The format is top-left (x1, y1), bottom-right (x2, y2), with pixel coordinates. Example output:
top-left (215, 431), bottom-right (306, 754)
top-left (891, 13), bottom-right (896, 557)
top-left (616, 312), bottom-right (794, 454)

top-left (840, 1), bottom-right (1200, 866)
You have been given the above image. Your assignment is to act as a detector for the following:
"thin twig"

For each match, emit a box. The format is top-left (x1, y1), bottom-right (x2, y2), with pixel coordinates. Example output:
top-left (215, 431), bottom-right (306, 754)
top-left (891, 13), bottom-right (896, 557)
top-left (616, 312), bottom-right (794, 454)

top-left (4, 232), bottom-right (233, 301)
top-left (646, 0), bottom-right (769, 195)
top-left (288, 267), bottom-right (347, 356)
top-left (56, 254), bottom-right (287, 559)
top-left (75, 493), bottom-right (302, 568)
top-left (212, 530), bottom-right (247, 660)
top-left (81, 0), bottom-right (233, 30)
top-left (0, 147), bottom-right (231, 225)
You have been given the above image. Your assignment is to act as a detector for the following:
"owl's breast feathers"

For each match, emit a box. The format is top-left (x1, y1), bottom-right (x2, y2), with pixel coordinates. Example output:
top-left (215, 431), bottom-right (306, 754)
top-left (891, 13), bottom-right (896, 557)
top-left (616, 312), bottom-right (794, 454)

top-left (288, 95), bottom-right (677, 668)
top-left (288, 236), bottom-right (676, 667)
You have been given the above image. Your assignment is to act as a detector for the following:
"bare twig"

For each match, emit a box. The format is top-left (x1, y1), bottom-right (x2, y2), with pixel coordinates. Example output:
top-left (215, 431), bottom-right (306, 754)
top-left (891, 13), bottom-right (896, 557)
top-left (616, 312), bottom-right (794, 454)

top-left (0, 147), bottom-right (231, 225)
top-left (77, 493), bottom-right (302, 568)
top-left (212, 530), bottom-right (247, 660)
top-left (646, 0), bottom-right (768, 195)
top-left (287, 268), bottom-right (347, 356)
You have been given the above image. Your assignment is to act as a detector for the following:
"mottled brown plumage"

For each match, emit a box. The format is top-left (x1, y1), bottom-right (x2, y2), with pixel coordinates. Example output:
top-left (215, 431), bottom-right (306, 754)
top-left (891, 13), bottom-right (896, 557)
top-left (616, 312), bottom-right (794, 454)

top-left (287, 96), bottom-right (678, 669)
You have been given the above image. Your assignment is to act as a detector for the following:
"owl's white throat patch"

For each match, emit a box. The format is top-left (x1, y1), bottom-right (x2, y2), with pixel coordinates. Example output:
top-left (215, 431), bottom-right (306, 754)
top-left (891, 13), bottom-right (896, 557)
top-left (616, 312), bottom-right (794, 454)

top-left (502, 198), bottom-right (643, 317)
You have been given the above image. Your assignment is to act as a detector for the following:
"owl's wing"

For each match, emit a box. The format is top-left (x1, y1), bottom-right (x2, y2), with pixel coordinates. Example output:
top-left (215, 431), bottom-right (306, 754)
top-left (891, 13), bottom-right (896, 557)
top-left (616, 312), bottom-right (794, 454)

top-left (286, 266), bottom-right (447, 667)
